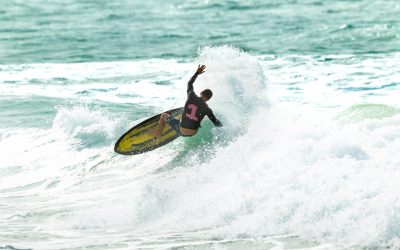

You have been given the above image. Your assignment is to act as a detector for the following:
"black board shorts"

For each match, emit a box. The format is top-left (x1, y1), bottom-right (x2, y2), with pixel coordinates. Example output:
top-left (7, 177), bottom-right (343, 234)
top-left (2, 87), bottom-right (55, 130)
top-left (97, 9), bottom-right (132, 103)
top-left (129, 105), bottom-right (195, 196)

top-left (167, 117), bottom-right (191, 137)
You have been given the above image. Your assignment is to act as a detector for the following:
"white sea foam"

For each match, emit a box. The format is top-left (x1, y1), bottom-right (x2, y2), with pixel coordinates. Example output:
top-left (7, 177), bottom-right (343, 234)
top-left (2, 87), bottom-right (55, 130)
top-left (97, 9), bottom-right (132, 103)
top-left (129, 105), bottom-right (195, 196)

top-left (1, 47), bottom-right (400, 249)
top-left (0, 59), bottom-right (186, 107)
top-left (83, 104), bottom-right (399, 247)
top-left (195, 45), bottom-right (268, 124)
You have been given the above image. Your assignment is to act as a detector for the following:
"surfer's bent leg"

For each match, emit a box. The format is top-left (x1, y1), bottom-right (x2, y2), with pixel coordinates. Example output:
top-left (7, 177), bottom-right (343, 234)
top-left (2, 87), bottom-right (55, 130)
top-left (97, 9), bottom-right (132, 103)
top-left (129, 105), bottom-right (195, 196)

top-left (149, 113), bottom-right (170, 138)
top-left (166, 116), bottom-right (182, 136)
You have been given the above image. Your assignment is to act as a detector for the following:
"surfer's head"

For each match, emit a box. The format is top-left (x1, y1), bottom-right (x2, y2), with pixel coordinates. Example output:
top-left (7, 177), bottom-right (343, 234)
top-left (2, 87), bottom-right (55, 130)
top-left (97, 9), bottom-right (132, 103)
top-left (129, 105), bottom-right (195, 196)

top-left (200, 89), bottom-right (213, 101)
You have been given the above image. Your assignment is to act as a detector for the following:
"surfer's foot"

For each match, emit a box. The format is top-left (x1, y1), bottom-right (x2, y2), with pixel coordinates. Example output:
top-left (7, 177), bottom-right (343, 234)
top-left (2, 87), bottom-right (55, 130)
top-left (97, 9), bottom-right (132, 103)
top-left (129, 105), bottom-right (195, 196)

top-left (148, 128), bottom-right (162, 139)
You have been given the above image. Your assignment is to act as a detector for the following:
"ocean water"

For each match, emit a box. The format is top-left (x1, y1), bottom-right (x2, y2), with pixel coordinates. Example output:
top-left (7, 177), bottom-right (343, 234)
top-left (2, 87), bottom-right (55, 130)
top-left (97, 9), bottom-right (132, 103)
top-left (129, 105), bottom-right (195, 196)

top-left (1, 0), bottom-right (400, 249)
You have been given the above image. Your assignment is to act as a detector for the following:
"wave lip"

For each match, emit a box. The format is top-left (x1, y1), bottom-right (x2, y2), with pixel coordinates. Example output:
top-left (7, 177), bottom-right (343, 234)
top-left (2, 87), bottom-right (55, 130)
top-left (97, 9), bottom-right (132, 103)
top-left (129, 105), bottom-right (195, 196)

top-left (336, 104), bottom-right (400, 124)
top-left (195, 45), bottom-right (268, 128)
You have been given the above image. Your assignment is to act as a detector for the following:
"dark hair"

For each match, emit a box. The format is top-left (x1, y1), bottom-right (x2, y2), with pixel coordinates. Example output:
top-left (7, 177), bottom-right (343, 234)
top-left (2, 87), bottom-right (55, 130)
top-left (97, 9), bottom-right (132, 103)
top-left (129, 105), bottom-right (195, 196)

top-left (200, 89), bottom-right (213, 100)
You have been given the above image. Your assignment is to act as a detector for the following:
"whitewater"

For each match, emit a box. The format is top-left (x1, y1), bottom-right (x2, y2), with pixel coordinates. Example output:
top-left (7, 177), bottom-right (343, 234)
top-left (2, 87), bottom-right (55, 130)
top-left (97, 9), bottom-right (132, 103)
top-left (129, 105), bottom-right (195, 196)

top-left (1, 45), bottom-right (400, 249)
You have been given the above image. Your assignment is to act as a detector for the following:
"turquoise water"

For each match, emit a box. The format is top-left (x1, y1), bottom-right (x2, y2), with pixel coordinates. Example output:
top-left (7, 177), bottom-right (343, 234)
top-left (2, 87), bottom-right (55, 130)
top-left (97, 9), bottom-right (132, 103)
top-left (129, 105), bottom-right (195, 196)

top-left (1, 0), bottom-right (400, 249)
top-left (2, 0), bottom-right (400, 63)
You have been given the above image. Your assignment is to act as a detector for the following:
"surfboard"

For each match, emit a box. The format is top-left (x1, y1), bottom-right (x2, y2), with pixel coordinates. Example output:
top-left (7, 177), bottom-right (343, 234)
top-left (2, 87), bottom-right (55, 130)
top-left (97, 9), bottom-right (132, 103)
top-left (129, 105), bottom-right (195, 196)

top-left (114, 107), bottom-right (184, 155)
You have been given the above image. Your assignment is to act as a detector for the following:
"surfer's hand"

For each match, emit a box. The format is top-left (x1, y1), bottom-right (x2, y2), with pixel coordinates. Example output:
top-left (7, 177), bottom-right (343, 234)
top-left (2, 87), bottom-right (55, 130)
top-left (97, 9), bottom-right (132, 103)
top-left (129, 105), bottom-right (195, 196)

top-left (196, 65), bottom-right (206, 74)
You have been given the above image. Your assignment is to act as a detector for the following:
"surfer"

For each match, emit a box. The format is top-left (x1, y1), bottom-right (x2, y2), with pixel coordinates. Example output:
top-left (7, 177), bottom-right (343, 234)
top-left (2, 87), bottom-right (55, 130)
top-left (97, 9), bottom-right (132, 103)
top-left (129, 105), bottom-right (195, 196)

top-left (149, 65), bottom-right (223, 138)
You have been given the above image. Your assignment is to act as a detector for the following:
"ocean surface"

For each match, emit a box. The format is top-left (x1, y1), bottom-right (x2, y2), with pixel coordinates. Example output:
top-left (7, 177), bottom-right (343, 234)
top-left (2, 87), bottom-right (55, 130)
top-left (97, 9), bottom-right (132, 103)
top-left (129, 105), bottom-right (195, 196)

top-left (1, 0), bottom-right (400, 249)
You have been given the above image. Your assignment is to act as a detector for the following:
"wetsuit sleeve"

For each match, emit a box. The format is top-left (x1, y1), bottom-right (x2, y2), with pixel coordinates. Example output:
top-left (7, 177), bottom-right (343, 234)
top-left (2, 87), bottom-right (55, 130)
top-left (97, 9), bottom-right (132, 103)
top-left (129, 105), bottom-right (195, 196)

top-left (207, 109), bottom-right (223, 127)
top-left (187, 72), bottom-right (199, 96)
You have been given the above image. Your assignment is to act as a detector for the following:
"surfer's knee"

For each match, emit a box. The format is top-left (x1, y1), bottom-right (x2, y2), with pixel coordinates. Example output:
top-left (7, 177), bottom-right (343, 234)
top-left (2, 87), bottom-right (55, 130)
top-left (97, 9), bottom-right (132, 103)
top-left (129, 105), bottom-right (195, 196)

top-left (161, 113), bottom-right (170, 121)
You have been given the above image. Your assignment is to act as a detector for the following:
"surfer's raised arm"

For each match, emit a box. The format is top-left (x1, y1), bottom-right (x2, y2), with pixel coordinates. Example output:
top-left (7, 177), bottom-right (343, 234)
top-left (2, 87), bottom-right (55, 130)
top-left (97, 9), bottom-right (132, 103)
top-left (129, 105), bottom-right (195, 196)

top-left (187, 65), bottom-right (206, 96)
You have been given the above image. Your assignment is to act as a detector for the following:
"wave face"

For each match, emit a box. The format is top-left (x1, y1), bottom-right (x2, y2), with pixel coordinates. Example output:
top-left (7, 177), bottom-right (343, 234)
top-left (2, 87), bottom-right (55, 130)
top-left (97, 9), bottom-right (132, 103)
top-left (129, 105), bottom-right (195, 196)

top-left (1, 45), bottom-right (400, 249)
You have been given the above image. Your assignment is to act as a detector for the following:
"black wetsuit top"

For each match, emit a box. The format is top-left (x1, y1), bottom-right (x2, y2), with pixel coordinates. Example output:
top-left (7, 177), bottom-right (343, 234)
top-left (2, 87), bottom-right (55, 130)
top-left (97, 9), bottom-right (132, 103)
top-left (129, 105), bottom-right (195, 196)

top-left (180, 72), bottom-right (223, 130)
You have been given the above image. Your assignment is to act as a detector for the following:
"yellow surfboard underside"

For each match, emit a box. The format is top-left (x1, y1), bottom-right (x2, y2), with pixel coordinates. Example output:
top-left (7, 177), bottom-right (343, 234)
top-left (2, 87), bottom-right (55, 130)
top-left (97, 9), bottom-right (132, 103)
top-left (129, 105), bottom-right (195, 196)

top-left (114, 107), bottom-right (183, 155)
